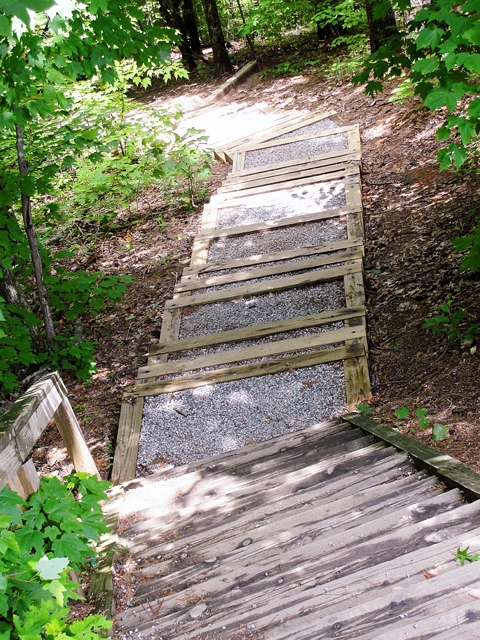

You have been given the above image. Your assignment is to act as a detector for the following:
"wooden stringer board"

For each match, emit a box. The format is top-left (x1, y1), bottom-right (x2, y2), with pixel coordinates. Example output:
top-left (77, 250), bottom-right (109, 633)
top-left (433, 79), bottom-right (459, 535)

top-left (112, 109), bottom-right (370, 484)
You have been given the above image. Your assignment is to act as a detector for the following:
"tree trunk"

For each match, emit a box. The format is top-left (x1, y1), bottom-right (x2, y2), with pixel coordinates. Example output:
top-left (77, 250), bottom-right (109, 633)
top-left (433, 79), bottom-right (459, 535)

top-left (0, 267), bottom-right (45, 350)
top-left (158, 0), bottom-right (200, 70)
top-left (365, 0), bottom-right (397, 53)
top-left (200, 0), bottom-right (232, 75)
top-left (182, 0), bottom-right (202, 55)
top-left (15, 122), bottom-right (56, 350)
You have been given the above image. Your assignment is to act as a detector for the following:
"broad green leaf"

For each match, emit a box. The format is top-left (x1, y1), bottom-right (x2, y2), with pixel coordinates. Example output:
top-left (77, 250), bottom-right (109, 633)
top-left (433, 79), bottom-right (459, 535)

top-left (395, 407), bottom-right (409, 420)
top-left (35, 555), bottom-right (69, 580)
top-left (464, 27), bottom-right (480, 45)
top-left (89, 0), bottom-right (107, 14)
top-left (464, 53), bottom-right (480, 72)
top-left (416, 25), bottom-right (445, 50)
top-left (412, 57), bottom-right (439, 74)
top-left (0, 486), bottom-right (26, 525)
top-left (432, 423), bottom-right (449, 441)
top-left (424, 87), bottom-right (458, 111)
top-left (0, 14), bottom-right (11, 36)
top-left (43, 578), bottom-right (67, 605)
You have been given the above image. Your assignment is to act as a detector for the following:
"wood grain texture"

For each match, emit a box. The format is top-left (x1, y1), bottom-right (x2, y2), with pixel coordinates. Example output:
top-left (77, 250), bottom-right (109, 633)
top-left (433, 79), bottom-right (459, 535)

top-left (165, 261), bottom-right (362, 309)
top-left (111, 397), bottom-right (144, 484)
top-left (149, 306), bottom-right (365, 356)
top-left (137, 324), bottom-right (366, 378)
top-left (125, 343), bottom-right (364, 397)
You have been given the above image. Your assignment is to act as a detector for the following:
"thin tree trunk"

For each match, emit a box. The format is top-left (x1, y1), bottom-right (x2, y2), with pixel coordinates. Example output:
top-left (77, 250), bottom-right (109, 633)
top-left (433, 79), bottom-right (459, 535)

top-left (14, 122), bottom-right (55, 349)
top-left (235, 0), bottom-right (256, 61)
top-left (365, 0), bottom-right (397, 53)
top-left (0, 267), bottom-right (45, 350)
top-left (200, 0), bottom-right (232, 75)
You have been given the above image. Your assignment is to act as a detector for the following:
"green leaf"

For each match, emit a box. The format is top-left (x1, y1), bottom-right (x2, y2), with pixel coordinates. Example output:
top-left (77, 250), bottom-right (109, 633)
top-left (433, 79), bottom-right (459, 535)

top-left (0, 14), bottom-right (11, 36)
top-left (454, 546), bottom-right (480, 565)
top-left (416, 408), bottom-right (428, 418)
top-left (43, 579), bottom-right (67, 606)
top-left (395, 407), bottom-right (409, 420)
top-left (412, 57), bottom-right (439, 74)
top-left (432, 423), bottom-right (449, 441)
top-left (416, 25), bottom-right (445, 50)
top-left (35, 555), bottom-right (69, 580)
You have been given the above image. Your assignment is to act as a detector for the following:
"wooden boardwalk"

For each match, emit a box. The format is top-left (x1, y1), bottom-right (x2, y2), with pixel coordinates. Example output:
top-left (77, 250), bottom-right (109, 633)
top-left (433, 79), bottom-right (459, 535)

top-left (112, 415), bottom-right (480, 639)
top-left (112, 106), bottom-right (370, 484)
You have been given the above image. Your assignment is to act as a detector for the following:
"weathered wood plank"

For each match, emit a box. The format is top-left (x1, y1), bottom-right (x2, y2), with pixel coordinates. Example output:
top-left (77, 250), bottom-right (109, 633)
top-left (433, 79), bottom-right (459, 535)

top-left (149, 306), bottom-right (365, 356)
top-left (210, 170), bottom-right (360, 201)
top-left (7, 459), bottom-right (40, 499)
top-left (237, 124), bottom-right (358, 152)
top-left (223, 150), bottom-right (361, 184)
top-left (343, 412), bottom-right (480, 500)
top-left (165, 261), bottom-right (360, 309)
top-left (196, 204), bottom-right (359, 241)
top-left (111, 397), bottom-right (144, 485)
top-left (127, 343), bottom-right (364, 397)
top-left (217, 163), bottom-right (360, 195)
top-left (182, 238), bottom-right (364, 277)
top-left (137, 324), bottom-right (366, 379)
top-left (176, 249), bottom-right (363, 292)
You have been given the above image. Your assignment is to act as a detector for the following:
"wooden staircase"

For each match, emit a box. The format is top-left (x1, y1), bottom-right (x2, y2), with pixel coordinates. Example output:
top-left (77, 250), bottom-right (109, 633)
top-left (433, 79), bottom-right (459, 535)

top-left (113, 415), bottom-right (480, 639)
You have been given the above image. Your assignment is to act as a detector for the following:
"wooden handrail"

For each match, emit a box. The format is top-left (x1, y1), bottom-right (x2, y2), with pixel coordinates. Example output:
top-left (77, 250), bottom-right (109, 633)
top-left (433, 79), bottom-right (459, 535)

top-left (0, 371), bottom-right (99, 491)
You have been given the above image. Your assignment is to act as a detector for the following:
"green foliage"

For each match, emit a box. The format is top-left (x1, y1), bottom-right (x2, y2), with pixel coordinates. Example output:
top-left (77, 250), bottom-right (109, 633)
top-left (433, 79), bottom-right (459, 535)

top-left (455, 546), bottom-right (480, 565)
top-left (423, 300), bottom-right (478, 344)
top-left (0, 472), bottom-right (112, 640)
top-left (395, 406), bottom-right (409, 420)
top-left (453, 220), bottom-right (480, 273)
top-left (432, 423), bottom-right (449, 441)
top-left (356, 401), bottom-right (373, 416)
top-left (416, 408), bottom-right (430, 430)
top-left (353, 0), bottom-right (480, 169)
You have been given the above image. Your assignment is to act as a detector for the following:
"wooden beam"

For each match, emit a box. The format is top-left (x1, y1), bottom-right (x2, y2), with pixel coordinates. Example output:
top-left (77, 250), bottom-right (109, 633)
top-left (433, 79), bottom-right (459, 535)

top-left (165, 261), bottom-right (362, 309)
top-left (149, 306), bottom-right (365, 356)
top-left (196, 205), bottom-right (359, 241)
top-left (182, 238), bottom-right (364, 277)
top-left (176, 249), bottom-right (363, 292)
top-left (236, 124), bottom-right (357, 152)
top-left (53, 398), bottom-right (100, 478)
top-left (127, 343), bottom-right (364, 397)
top-left (7, 459), bottom-right (40, 500)
top-left (111, 397), bottom-right (144, 485)
top-left (137, 325), bottom-right (366, 378)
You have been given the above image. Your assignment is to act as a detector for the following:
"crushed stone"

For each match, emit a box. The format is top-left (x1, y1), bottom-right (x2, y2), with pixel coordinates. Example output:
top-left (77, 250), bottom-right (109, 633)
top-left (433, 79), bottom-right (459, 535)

top-left (138, 362), bottom-right (347, 470)
top-left (208, 218), bottom-right (347, 262)
top-left (244, 132), bottom-right (348, 169)
top-left (273, 118), bottom-right (339, 140)
top-left (215, 182), bottom-right (346, 229)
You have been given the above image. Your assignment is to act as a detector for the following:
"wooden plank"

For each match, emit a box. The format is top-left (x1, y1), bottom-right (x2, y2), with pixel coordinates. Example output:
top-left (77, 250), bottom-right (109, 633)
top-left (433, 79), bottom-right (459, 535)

top-left (7, 459), bottom-right (40, 499)
top-left (223, 149), bottom-right (361, 183)
top-left (149, 306), bottom-right (365, 356)
top-left (217, 163), bottom-right (360, 195)
top-left (0, 372), bottom-right (65, 489)
top-left (204, 60), bottom-right (258, 104)
top-left (343, 412), bottom-right (480, 501)
top-left (111, 397), bottom-right (144, 485)
top-left (53, 397), bottom-right (100, 478)
top-left (219, 110), bottom-right (339, 152)
top-left (165, 261), bottom-right (361, 309)
top-left (137, 324), bottom-right (366, 379)
top-left (343, 270), bottom-right (370, 409)
top-left (196, 204), bottom-right (359, 240)
top-left (199, 205), bottom-right (218, 235)
top-left (175, 249), bottom-right (363, 292)
top-left (182, 238), bottom-right (364, 277)
top-left (127, 342), bottom-right (364, 397)
top-left (210, 170), bottom-right (360, 201)
top-left (236, 124), bottom-right (357, 152)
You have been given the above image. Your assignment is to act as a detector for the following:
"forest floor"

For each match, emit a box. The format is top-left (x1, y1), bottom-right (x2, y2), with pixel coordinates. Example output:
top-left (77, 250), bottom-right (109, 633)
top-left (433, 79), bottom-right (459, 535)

top-left (32, 32), bottom-right (480, 481)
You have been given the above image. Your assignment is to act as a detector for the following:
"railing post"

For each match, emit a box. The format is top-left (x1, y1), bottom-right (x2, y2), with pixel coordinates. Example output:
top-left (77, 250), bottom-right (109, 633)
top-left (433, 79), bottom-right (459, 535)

top-left (53, 397), bottom-right (100, 479)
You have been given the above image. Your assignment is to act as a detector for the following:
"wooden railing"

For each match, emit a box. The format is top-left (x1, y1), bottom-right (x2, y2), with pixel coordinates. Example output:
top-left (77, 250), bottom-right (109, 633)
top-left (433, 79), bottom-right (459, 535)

top-left (0, 371), bottom-right (99, 497)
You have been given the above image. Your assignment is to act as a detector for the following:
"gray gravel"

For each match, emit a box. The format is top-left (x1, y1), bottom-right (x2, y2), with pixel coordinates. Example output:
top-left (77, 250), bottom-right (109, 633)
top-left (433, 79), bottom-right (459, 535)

top-left (179, 281), bottom-right (345, 338)
top-left (216, 183), bottom-right (347, 229)
top-left (274, 118), bottom-right (339, 140)
top-left (170, 322), bottom-right (344, 361)
top-left (208, 218), bottom-right (347, 262)
top-left (244, 132), bottom-right (348, 169)
top-left (138, 362), bottom-right (347, 470)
